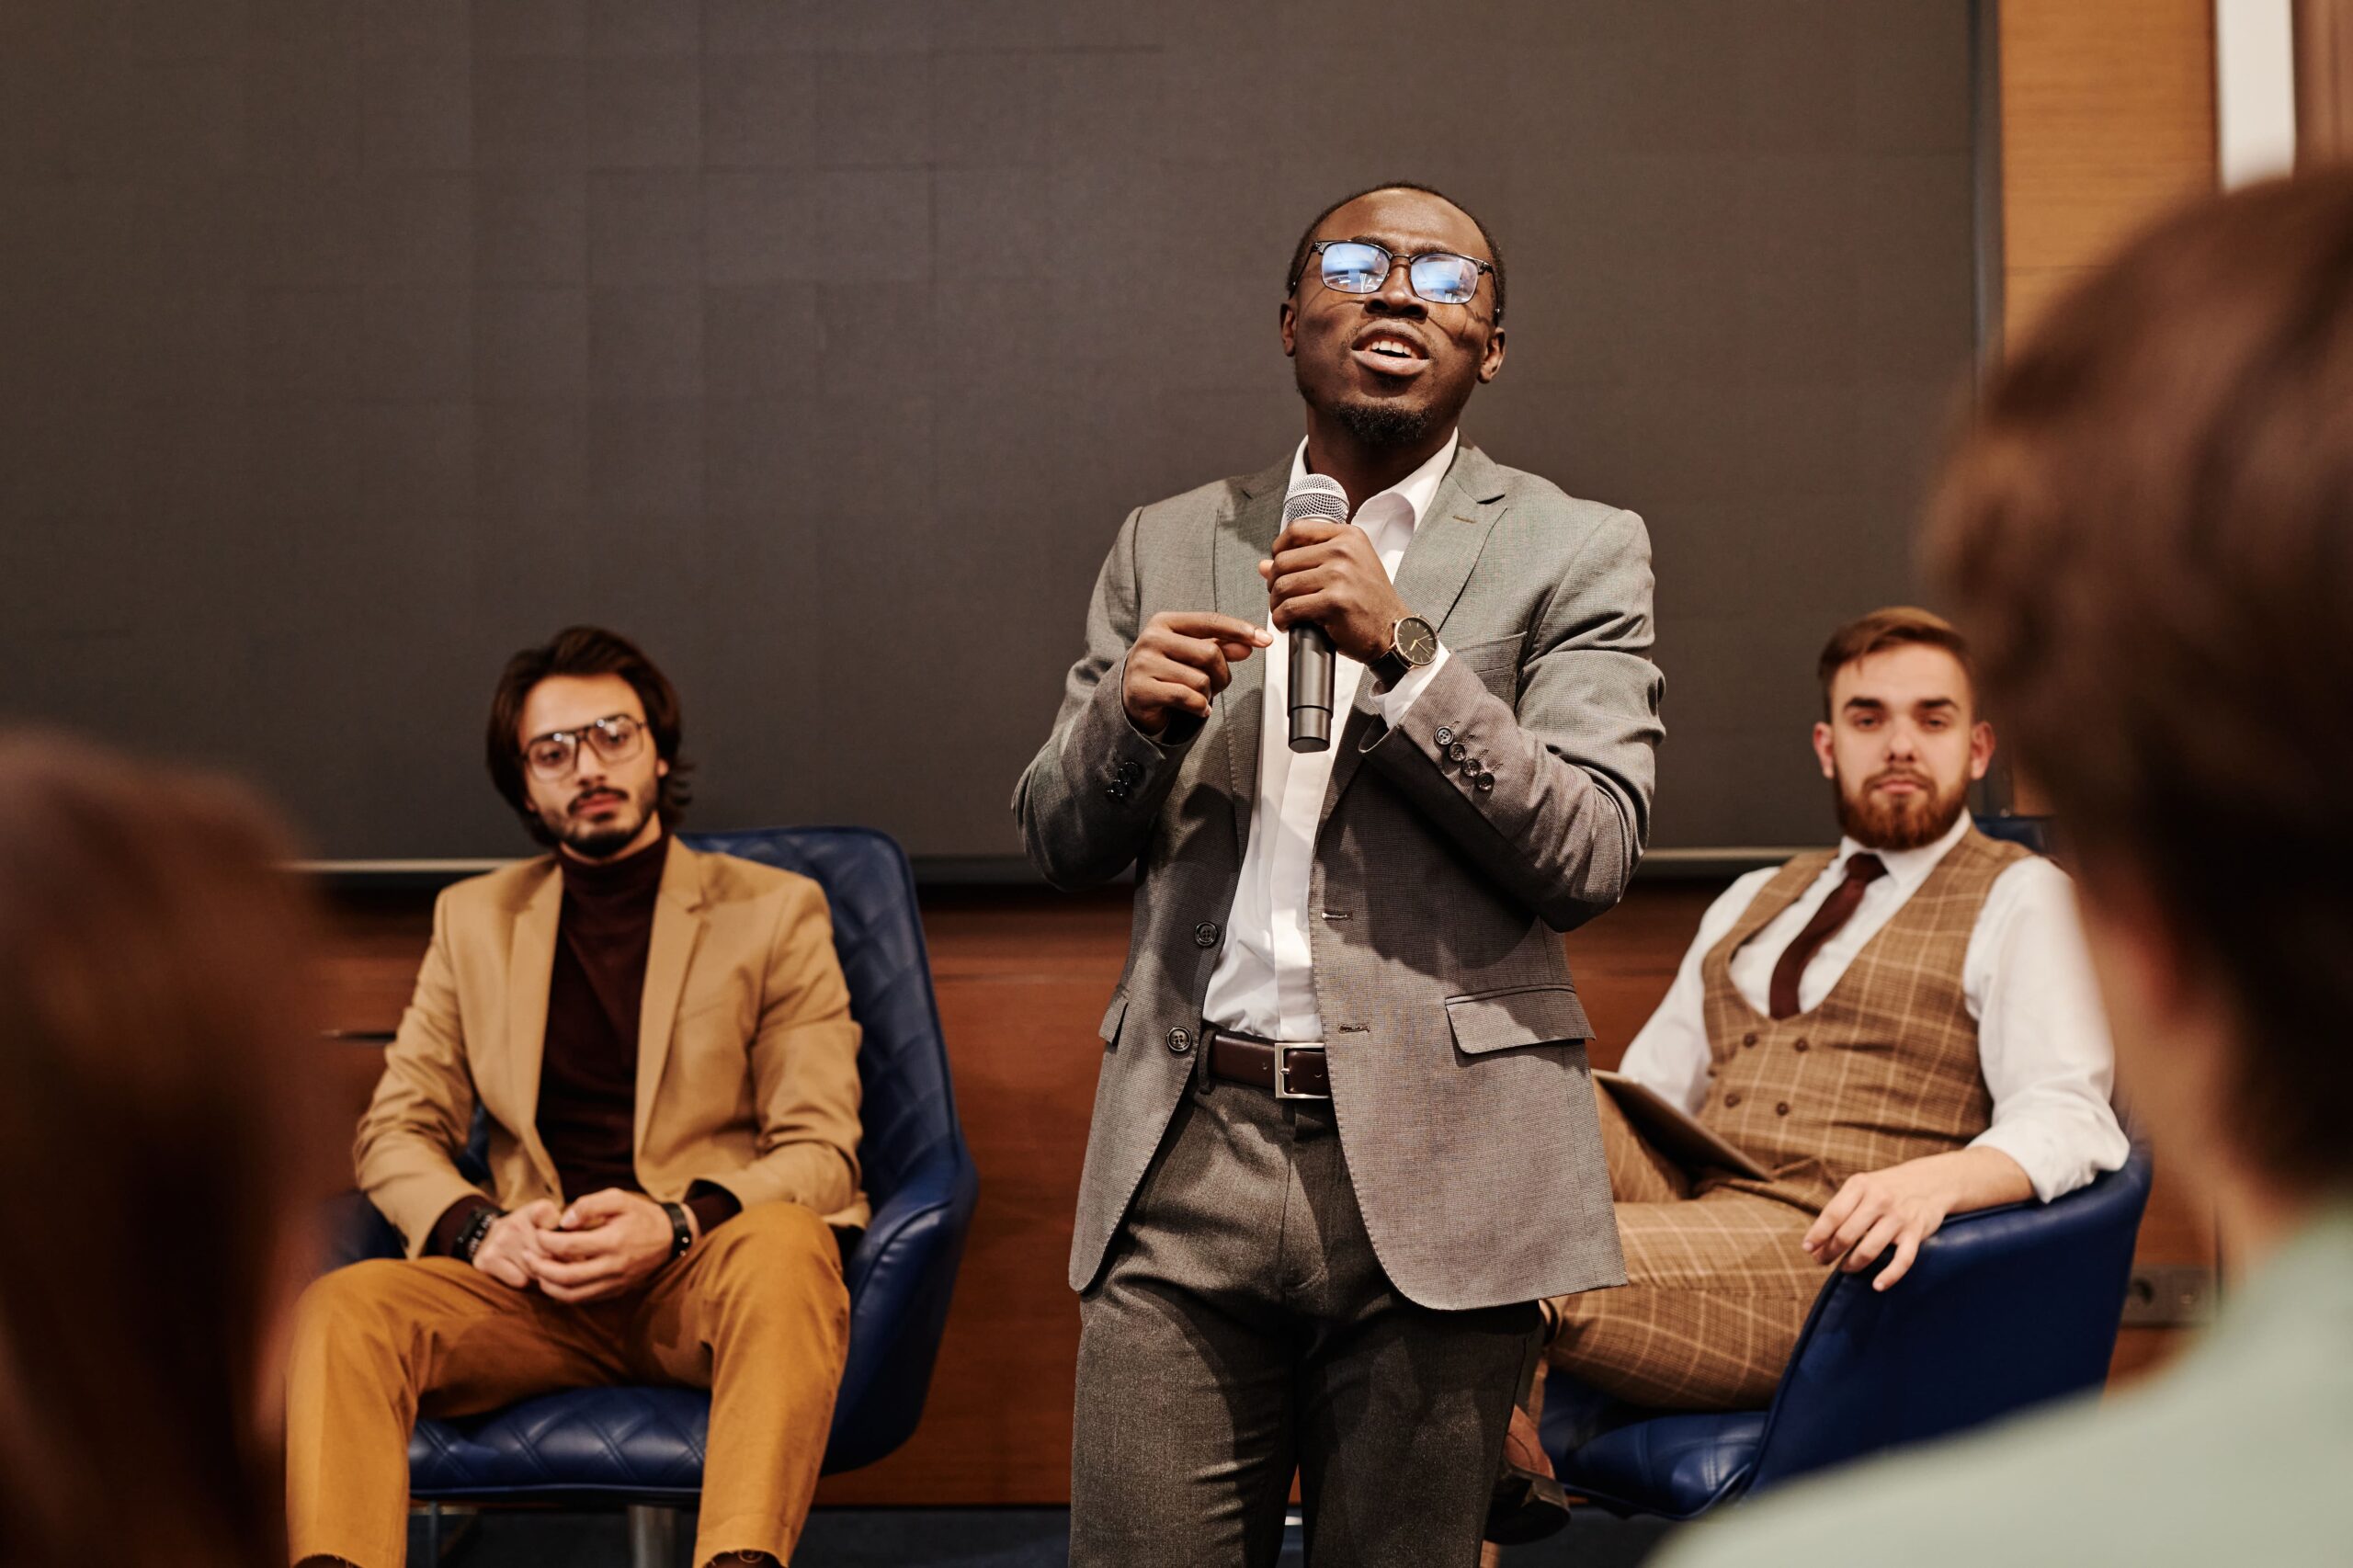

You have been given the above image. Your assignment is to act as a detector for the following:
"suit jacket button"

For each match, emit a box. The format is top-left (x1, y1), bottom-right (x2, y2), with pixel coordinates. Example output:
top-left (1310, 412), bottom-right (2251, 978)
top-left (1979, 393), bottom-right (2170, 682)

top-left (1776, 1101), bottom-right (1791, 1116)
top-left (1193, 922), bottom-right (1220, 948)
top-left (1117, 760), bottom-right (1142, 785)
top-left (1166, 1027), bottom-right (1193, 1055)
top-left (1725, 1092), bottom-right (1743, 1108)
top-left (1435, 725), bottom-right (1455, 745)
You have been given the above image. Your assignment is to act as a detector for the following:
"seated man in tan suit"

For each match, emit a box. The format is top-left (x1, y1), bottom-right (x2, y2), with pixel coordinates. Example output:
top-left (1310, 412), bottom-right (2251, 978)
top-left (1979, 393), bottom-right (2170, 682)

top-left (1526, 608), bottom-right (2126, 1449)
top-left (287, 626), bottom-right (863, 1568)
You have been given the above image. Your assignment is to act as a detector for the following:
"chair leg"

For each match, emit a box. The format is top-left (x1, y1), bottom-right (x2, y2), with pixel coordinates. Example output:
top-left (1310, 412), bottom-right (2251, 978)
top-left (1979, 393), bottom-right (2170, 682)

top-left (627, 1504), bottom-right (680, 1568)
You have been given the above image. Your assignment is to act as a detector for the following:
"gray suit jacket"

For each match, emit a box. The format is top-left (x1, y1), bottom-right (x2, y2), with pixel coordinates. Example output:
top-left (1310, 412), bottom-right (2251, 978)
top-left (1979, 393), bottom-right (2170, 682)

top-left (1014, 443), bottom-right (1664, 1311)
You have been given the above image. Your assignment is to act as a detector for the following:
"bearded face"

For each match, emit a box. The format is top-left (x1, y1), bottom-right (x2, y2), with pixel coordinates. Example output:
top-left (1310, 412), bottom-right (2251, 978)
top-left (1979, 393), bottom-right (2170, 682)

top-left (1813, 643), bottom-right (1993, 854)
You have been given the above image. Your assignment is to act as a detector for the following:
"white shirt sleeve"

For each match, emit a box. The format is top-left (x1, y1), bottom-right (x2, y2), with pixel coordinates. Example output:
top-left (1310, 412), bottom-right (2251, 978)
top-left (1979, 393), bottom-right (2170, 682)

top-left (1619, 869), bottom-right (1776, 1116)
top-left (1964, 858), bottom-right (2132, 1201)
top-left (1373, 642), bottom-right (1451, 726)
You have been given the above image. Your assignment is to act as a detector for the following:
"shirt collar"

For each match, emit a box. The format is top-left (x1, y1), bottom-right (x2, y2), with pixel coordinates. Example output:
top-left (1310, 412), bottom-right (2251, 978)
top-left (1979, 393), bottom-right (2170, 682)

top-left (1834, 808), bottom-right (1972, 896)
top-left (1286, 429), bottom-right (1461, 551)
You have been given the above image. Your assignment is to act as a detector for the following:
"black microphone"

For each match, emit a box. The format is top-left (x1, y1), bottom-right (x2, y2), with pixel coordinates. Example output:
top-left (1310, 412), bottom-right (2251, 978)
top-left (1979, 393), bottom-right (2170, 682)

top-left (1282, 472), bottom-right (1352, 753)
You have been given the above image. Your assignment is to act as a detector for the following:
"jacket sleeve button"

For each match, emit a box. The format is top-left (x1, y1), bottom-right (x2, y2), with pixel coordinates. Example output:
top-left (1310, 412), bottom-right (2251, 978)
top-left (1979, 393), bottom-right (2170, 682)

top-left (1435, 725), bottom-right (1455, 746)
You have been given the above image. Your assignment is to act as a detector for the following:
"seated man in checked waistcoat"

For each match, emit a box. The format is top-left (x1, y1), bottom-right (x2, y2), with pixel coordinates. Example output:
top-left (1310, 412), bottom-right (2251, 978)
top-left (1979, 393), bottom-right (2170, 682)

top-left (1545, 606), bottom-right (2128, 1414)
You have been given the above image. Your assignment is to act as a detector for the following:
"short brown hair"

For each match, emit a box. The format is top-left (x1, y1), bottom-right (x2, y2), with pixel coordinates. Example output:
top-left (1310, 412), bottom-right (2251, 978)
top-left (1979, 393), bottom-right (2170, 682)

top-left (484, 625), bottom-right (694, 846)
top-left (0, 732), bottom-right (330, 1568)
top-left (1927, 172), bottom-right (2353, 1189)
top-left (1816, 606), bottom-right (1974, 717)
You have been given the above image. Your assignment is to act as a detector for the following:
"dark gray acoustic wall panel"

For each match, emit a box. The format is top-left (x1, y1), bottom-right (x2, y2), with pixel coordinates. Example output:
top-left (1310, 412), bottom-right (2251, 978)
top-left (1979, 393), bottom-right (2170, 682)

top-left (0, 1), bottom-right (1978, 864)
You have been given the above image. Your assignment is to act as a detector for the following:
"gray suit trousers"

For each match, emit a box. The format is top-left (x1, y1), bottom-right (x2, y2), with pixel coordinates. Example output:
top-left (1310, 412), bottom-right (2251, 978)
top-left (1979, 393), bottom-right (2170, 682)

top-left (1071, 1077), bottom-right (1539, 1567)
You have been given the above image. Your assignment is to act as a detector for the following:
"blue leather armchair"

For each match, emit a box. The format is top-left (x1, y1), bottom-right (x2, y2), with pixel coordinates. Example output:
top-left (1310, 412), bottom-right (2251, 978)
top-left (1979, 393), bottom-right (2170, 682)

top-left (1541, 1144), bottom-right (2153, 1518)
top-left (326, 826), bottom-right (979, 1553)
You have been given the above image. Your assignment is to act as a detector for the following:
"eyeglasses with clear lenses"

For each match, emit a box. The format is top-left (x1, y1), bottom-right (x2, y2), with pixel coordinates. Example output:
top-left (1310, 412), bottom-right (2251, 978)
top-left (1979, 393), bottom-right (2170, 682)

top-left (521, 713), bottom-right (646, 779)
top-left (1296, 240), bottom-right (1495, 307)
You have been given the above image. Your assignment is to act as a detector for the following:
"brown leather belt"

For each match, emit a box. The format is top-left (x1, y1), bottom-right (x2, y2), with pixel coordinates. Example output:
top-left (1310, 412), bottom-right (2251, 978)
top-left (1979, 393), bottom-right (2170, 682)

top-left (1206, 1028), bottom-right (1332, 1100)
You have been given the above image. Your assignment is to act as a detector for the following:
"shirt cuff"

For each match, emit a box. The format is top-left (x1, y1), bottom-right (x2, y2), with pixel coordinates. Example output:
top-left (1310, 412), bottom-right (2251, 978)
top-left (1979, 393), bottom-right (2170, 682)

top-left (426, 1195), bottom-right (499, 1258)
top-left (1969, 1122), bottom-right (2073, 1203)
top-left (685, 1182), bottom-right (743, 1240)
top-left (1374, 642), bottom-right (1450, 727)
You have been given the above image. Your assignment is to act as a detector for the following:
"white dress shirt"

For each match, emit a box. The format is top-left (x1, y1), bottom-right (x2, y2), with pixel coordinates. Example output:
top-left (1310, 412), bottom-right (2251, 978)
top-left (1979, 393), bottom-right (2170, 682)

top-left (1617, 812), bottom-right (2130, 1200)
top-left (1202, 433), bottom-right (1459, 1042)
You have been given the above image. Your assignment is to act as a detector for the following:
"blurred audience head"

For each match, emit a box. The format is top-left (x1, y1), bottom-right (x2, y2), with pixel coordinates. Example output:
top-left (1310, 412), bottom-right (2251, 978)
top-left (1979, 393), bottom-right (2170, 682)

top-left (1929, 171), bottom-right (2353, 1230)
top-left (0, 732), bottom-right (332, 1568)
top-left (1812, 607), bottom-right (1992, 852)
top-left (486, 625), bottom-right (692, 860)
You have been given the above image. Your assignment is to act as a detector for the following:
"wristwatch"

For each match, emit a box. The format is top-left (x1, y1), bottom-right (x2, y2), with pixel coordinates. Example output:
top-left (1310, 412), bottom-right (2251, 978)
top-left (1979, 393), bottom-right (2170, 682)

top-left (1369, 614), bottom-right (1438, 688)
top-left (661, 1199), bottom-right (695, 1259)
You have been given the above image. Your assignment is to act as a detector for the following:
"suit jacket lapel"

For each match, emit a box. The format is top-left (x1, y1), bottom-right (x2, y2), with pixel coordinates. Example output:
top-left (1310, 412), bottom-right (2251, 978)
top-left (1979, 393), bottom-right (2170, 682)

top-left (634, 836), bottom-right (709, 1159)
top-left (1215, 459), bottom-right (1289, 854)
top-left (1320, 444), bottom-right (1507, 817)
top-left (505, 865), bottom-right (563, 1193)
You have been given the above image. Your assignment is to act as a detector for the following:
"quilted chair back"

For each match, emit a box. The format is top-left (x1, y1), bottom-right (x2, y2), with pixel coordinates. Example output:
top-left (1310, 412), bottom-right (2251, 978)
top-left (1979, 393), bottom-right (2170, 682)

top-left (684, 826), bottom-right (978, 1471)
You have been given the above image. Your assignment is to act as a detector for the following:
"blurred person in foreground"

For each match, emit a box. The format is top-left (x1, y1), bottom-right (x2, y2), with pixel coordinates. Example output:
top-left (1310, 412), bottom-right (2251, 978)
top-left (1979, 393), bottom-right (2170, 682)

top-left (0, 733), bottom-right (334, 1568)
top-left (1659, 173), bottom-right (2353, 1568)
top-left (288, 626), bottom-right (862, 1568)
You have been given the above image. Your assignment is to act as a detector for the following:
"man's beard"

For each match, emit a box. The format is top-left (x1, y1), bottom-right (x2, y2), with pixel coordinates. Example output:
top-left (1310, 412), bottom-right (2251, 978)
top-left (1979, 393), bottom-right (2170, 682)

top-left (1833, 765), bottom-right (1970, 851)
top-left (543, 780), bottom-right (657, 860)
top-left (1300, 359), bottom-right (1439, 451)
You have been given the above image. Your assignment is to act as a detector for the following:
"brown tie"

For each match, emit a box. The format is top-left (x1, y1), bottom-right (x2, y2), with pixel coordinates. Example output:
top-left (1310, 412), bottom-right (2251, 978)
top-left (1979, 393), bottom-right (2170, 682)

top-left (1768, 853), bottom-right (1887, 1019)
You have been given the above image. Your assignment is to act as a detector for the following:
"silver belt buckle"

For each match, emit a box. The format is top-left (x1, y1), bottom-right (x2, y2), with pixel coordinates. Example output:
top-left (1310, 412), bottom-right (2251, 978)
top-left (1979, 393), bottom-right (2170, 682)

top-left (1273, 1042), bottom-right (1327, 1101)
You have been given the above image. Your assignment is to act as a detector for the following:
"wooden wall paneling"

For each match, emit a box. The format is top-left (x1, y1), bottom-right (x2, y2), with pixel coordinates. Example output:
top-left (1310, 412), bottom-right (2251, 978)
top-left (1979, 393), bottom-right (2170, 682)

top-left (2299, 0), bottom-right (2353, 162)
top-left (2000, 0), bottom-right (2218, 344)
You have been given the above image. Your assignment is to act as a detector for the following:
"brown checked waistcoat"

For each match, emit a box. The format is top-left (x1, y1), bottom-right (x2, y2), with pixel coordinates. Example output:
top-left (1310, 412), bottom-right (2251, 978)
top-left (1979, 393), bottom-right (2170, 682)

top-left (1695, 827), bottom-right (2033, 1211)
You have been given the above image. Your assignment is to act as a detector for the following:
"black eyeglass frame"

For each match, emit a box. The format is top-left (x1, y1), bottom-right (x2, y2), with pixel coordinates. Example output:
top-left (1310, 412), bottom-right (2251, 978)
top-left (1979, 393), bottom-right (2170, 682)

top-left (1290, 240), bottom-right (1497, 307)
top-left (520, 712), bottom-right (648, 778)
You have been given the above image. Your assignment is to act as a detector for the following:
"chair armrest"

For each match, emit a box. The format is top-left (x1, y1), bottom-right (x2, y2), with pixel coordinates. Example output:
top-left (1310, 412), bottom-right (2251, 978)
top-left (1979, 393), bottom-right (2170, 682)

top-left (1745, 1149), bottom-right (2153, 1494)
top-left (823, 1142), bottom-right (981, 1473)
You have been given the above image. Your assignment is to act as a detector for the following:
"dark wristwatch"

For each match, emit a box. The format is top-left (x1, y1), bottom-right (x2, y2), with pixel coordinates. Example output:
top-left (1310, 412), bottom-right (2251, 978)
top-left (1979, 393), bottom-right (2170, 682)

top-left (1370, 614), bottom-right (1438, 688)
top-left (661, 1199), bottom-right (695, 1259)
top-left (455, 1205), bottom-right (501, 1264)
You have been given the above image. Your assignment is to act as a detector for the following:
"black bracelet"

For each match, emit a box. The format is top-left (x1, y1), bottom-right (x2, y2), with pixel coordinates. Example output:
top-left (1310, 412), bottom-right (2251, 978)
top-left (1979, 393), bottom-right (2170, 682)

top-left (455, 1205), bottom-right (501, 1264)
top-left (661, 1199), bottom-right (694, 1259)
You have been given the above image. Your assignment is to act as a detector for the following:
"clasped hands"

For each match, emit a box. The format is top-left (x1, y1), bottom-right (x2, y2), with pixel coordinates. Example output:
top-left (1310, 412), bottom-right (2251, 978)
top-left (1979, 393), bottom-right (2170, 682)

top-left (1122, 517), bottom-right (1407, 736)
top-left (471, 1188), bottom-right (690, 1303)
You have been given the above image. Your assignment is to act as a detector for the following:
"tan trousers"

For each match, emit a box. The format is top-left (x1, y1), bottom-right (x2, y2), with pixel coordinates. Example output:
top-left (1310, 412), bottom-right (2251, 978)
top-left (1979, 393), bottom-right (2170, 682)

top-left (1545, 1091), bottom-right (1824, 1410)
top-left (285, 1201), bottom-right (850, 1568)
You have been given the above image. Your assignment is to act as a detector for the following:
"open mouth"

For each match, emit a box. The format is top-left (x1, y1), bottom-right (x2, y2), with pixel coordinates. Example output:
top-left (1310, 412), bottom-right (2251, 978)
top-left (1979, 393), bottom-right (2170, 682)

top-left (1349, 327), bottom-right (1431, 379)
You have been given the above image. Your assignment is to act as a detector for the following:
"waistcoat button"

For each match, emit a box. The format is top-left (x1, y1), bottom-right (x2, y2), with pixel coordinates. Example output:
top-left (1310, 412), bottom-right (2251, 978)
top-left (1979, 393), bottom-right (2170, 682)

top-left (1776, 1101), bottom-right (1790, 1116)
top-left (1725, 1092), bottom-right (1743, 1108)
top-left (1743, 1032), bottom-right (1757, 1047)
top-left (1165, 1028), bottom-right (1193, 1055)
top-left (1793, 1038), bottom-right (1809, 1052)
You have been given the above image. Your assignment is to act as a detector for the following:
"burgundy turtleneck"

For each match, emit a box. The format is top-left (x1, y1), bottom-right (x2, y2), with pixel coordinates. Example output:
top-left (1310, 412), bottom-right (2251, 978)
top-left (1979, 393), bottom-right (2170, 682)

top-left (427, 833), bottom-right (739, 1257)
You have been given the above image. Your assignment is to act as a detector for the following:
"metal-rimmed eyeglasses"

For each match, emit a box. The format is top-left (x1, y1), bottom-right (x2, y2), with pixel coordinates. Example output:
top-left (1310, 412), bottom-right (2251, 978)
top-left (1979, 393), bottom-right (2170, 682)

top-left (521, 713), bottom-right (646, 778)
top-left (1292, 240), bottom-right (1495, 307)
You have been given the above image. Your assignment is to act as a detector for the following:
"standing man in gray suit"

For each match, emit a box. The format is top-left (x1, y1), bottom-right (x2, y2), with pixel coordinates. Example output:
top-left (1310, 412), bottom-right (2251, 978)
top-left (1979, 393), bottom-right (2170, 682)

top-left (1015, 182), bottom-right (1664, 1566)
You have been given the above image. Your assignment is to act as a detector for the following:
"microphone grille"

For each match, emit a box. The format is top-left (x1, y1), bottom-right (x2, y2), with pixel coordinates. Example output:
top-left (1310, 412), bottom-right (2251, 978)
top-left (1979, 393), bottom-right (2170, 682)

top-left (1281, 472), bottom-right (1350, 527)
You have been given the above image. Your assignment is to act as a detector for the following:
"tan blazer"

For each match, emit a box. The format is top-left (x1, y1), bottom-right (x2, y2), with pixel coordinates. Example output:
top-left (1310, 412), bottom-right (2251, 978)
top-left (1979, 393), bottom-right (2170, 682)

top-left (357, 837), bottom-right (867, 1256)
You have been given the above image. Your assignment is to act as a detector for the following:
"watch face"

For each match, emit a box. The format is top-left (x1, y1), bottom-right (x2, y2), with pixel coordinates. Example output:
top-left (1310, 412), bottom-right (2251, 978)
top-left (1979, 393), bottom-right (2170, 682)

top-left (1397, 616), bottom-right (1438, 665)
